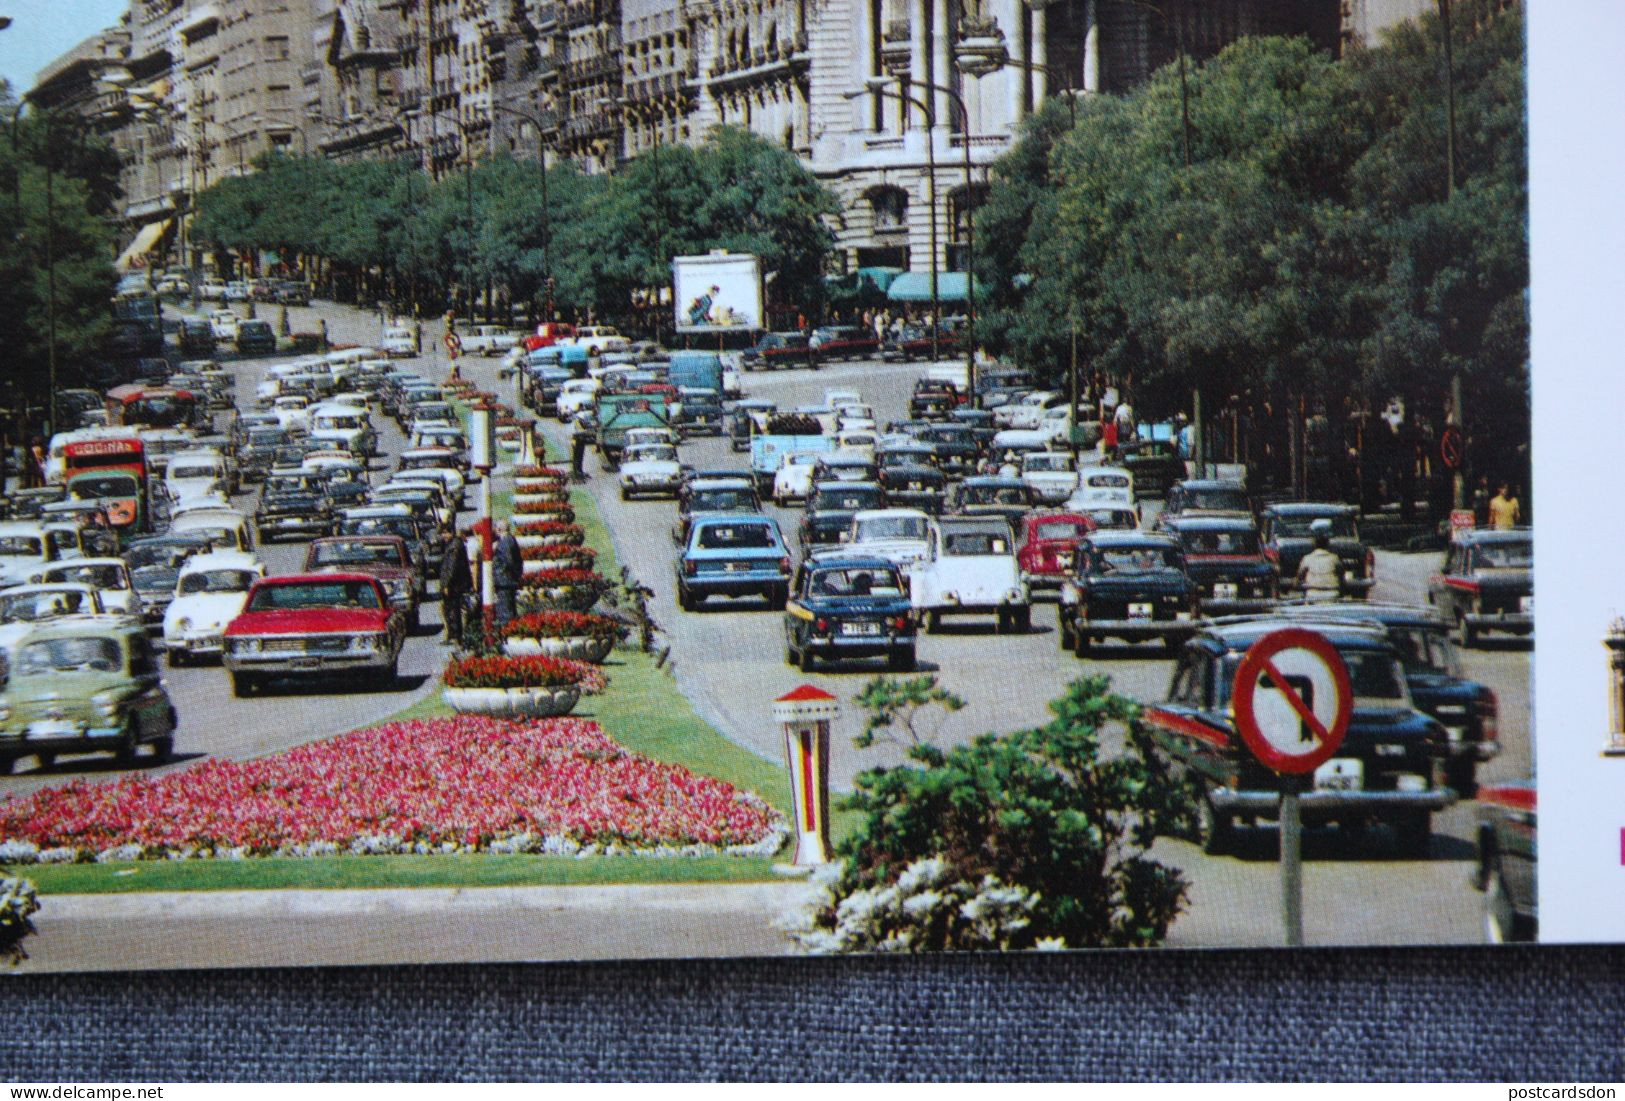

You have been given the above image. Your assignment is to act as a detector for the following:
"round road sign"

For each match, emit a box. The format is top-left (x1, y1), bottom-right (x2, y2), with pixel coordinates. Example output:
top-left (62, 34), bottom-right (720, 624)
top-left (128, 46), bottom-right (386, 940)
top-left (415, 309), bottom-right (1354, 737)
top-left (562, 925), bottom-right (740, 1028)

top-left (1231, 627), bottom-right (1353, 775)
top-left (1440, 425), bottom-right (1464, 470)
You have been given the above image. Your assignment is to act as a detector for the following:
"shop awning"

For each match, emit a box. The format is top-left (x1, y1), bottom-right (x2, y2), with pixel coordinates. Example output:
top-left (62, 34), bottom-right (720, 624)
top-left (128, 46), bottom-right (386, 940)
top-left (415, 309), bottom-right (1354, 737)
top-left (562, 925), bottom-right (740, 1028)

top-left (114, 220), bottom-right (170, 273)
top-left (886, 271), bottom-right (985, 303)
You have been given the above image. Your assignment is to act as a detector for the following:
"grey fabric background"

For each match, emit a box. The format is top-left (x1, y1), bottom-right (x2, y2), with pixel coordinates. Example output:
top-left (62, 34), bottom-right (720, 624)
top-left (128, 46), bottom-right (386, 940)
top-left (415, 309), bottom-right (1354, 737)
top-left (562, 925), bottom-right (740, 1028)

top-left (4, 947), bottom-right (1622, 1080)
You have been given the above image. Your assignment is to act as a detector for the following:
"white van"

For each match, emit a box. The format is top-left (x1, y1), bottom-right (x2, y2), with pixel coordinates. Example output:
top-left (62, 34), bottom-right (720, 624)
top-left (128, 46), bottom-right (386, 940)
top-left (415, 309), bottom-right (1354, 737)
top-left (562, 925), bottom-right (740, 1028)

top-left (169, 507), bottom-right (255, 554)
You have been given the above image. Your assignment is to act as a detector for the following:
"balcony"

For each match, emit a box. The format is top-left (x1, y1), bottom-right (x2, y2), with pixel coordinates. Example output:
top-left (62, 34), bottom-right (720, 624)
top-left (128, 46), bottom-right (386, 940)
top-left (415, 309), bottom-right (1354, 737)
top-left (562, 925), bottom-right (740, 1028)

top-left (536, 106), bottom-right (560, 133)
top-left (534, 2), bottom-right (559, 28)
top-left (881, 19), bottom-right (911, 64)
top-left (560, 0), bottom-right (597, 29)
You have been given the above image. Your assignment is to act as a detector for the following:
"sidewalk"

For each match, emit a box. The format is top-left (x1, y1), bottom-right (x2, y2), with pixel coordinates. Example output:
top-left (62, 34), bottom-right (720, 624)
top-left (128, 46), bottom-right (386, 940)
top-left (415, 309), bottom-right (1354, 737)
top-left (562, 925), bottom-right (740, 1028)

top-left (16, 881), bottom-right (819, 972)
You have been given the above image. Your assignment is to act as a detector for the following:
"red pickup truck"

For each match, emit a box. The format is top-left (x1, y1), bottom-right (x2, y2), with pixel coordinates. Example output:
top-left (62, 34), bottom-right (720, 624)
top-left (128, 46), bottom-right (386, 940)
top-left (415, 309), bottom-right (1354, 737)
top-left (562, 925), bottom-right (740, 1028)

top-left (222, 573), bottom-right (406, 697)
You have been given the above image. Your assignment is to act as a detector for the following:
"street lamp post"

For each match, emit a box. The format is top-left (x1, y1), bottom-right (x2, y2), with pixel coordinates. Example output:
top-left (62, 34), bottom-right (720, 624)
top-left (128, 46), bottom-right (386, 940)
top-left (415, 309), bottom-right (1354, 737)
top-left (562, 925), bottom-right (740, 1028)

top-left (846, 83), bottom-right (941, 361)
top-left (490, 103), bottom-right (553, 324)
top-left (885, 74), bottom-right (979, 406)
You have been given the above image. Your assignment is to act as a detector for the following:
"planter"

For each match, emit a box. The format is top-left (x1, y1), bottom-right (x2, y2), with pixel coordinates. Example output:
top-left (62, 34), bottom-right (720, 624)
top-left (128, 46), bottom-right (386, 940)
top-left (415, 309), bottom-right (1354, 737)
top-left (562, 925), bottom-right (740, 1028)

top-left (514, 477), bottom-right (566, 493)
top-left (516, 533), bottom-right (580, 550)
top-left (514, 490), bottom-right (570, 506)
top-left (442, 685), bottom-right (581, 718)
top-left (502, 635), bottom-right (615, 663)
top-left (518, 583), bottom-right (602, 613)
top-left (514, 507), bottom-right (576, 525)
top-left (522, 557), bottom-right (592, 579)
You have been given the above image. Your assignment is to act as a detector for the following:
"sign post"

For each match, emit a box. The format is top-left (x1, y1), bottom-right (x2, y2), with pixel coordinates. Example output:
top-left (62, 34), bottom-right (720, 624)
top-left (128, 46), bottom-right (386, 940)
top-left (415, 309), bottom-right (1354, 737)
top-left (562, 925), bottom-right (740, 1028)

top-left (771, 685), bottom-right (839, 869)
top-left (1231, 627), bottom-right (1354, 946)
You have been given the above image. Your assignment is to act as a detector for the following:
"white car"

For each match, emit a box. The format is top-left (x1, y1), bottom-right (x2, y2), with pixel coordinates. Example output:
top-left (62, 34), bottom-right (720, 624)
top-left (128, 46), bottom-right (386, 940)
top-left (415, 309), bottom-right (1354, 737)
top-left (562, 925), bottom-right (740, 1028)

top-left (198, 279), bottom-right (228, 301)
top-left (1062, 466), bottom-right (1137, 512)
top-left (391, 465), bottom-right (465, 513)
top-left (32, 558), bottom-right (143, 619)
top-left (0, 583), bottom-right (111, 660)
top-left (459, 325), bottom-right (522, 356)
top-left (837, 508), bottom-right (933, 570)
top-left (907, 516), bottom-right (1030, 633)
top-left (380, 325), bottom-right (420, 357)
top-left (772, 452), bottom-right (823, 507)
top-left (993, 391), bottom-right (1059, 430)
top-left (624, 427), bottom-right (678, 450)
top-left (309, 403), bottom-right (378, 456)
top-left (395, 448), bottom-right (466, 503)
top-left (271, 395), bottom-right (313, 436)
top-left (209, 310), bottom-right (240, 341)
top-left (565, 325), bottom-right (630, 357)
top-left (555, 378), bottom-right (601, 420)
top-left (618, 443), bottom-right (683, 500)
top-left (223, 281), bottom-right (251, 302)
top-left (163, 552), bottom-right (265, 666)
top-left (1020, 451), bottom-right (1081, 505)
top-left (834, 429), bottom-right (879, 461)
top-left (0, 522), bottom-right (57, 587)
top-left (166, 449), bottom-right (232, 503)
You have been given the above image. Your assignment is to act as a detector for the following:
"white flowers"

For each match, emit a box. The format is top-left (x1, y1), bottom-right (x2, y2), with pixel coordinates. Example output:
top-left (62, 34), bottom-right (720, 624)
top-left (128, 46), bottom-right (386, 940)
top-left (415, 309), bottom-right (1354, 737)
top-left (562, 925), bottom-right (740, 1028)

top-left (789, 854), bottom-right (1045, 954)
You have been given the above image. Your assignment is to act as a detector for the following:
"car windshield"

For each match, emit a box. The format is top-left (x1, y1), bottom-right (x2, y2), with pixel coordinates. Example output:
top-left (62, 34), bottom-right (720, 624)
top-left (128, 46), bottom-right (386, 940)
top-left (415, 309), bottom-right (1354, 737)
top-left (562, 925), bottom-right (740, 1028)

top-left (1274, 513), bottom-right (1356, 538)
top-left (1179, 530), bottom-right (1260, 555)
top-left (856, 516), bottom-right (928, 541)
top-left (1035, 520), bottom-right (1089, 541)
top-left (313, 540), bottom-right (401, 567)
top-left (70, 475), bottom-right (139, 499)
top-left (1471, 541), bottom-right (1532, 569)
top-left (814, 488), bottom-right (881, 510)
top-left (1025, 454), bottom-right (1073, 472)
top-left (1182, 488), bottom-right (1250, 512)
top-left (48, 564), bottom-right (126, 589)
top-left (697, 524), bottom-right (775, 550)
top-left (811, 567), bottom-right (904, 597)
top-left (943, 531), bottom-right (1011, 556)
top-left (0, 591), bottom-right (91, 621)
top-left (1385, 625), bottom-right (1463, 677)
top-left (628, 446), bottom-right (678, 463)
top-left (16, 637), bottom-right (122, 675)
top-left (693, 490), bottom-right (755, 511)
top-left (343, 518), bottom-right (415, 542)
top-left (1092, 546), bottom-right (1182, 574)
top-left (965, 485), bottom-right (1027, 505)
top-left (1220, 649), bottom-right (1406, 705)
top-left (247, 580), bottom-right (381, 611)
top-left (180, 569), bottom-right (256, 594)
top-left (168, 464), bottom-right (220, 481)
top-left (132, 565), bottom-right (181, 589)
top-left (0, 536), bottom-right (44, 557)
top-left (248, 429), bottom-right (286, 446)
top-left (316, 415), bottom-right (363, 430)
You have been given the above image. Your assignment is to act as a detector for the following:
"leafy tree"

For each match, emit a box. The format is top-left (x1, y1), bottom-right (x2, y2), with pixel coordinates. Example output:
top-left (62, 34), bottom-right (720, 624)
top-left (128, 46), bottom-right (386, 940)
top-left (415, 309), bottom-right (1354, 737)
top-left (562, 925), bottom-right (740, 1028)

top-left (792, 675), bottom-right (1194, 953)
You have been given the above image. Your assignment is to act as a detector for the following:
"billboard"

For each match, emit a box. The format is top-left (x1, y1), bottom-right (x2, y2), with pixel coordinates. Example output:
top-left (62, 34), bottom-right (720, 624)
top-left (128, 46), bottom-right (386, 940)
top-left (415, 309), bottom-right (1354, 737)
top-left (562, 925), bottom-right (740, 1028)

top-left (673, 251), bottom-right (764, 334)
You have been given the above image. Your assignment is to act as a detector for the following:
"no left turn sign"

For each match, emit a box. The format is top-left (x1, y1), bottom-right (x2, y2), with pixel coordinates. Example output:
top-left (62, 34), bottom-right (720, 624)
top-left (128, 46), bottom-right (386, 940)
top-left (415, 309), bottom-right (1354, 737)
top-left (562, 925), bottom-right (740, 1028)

top-left (1231, 627), bottom-right (1352, 774)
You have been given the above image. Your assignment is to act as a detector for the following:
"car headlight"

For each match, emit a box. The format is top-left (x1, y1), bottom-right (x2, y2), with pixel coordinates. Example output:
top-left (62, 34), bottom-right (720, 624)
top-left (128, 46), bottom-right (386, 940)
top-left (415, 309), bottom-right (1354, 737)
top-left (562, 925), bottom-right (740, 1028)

top-left (352, 634), bottom-right (380, 652)
top-left (91, 689), bottom-right (123, 718)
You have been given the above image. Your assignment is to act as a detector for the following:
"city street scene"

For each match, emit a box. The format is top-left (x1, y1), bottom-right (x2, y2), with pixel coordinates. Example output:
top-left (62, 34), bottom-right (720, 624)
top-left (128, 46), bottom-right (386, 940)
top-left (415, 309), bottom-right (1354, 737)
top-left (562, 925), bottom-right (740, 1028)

top-left (0, 0), bottom-right (1531, 969)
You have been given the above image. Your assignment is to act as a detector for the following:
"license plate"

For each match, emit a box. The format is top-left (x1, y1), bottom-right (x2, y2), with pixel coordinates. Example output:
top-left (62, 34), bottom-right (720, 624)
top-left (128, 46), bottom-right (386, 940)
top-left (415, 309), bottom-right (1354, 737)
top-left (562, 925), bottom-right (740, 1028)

top-left (292, 657), bottom-right (320, 670)
top-left (1519, 596), bottom-right (1533, 613)
top-left (725, 562), bottom-right (747, 573)
top-left (840, 622), bottom-right (882, 636)
top-left (1213, 583), bottom-right (1238, 600)
top-left (1314, 758), bottom-right (1364, 791)
top-left (1128, 602), bottom-right (1153, 619)
top-left (27, 721), bottom-right (77, 739)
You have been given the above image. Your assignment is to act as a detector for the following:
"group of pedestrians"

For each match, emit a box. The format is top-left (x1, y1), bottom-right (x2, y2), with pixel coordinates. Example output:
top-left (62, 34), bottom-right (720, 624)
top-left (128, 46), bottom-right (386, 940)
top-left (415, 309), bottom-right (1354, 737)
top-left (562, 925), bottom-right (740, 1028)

top-left (437, 521), bottom-right (524, 646)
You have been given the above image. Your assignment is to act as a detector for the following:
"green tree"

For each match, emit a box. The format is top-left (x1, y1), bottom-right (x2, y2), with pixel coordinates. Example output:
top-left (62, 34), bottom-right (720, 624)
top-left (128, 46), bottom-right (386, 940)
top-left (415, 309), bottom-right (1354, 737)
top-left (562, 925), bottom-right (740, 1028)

top-left (792, 676), bottom-right (1194, 953)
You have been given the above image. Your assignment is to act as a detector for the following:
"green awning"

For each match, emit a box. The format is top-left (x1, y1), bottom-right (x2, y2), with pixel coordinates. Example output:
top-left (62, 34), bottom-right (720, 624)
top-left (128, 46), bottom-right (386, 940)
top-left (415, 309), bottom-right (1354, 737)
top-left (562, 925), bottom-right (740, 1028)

top-left (886, 271), bottom-right (985, 303)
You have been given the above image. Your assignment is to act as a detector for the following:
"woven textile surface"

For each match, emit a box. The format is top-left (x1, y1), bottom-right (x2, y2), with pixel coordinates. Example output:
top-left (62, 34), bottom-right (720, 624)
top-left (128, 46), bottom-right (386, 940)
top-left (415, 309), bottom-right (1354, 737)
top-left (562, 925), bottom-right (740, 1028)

top-left (4, 947), bottom-right (1623, 1080)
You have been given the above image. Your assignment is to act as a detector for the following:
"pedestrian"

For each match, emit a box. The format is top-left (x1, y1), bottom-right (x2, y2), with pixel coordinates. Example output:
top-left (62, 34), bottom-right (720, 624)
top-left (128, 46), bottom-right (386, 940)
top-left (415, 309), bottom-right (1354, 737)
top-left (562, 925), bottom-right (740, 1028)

top-left (570, 412), bottom-right (593, 481)
top-left (1297, 523), bottom-right (1343, 603)
top-left (317, 318), bottom-right (329, 351)
top-left (492, 520), bottom-right (523, 634)
top-left (25, 437), bottom-right (45, 489)
top-left (440, 528), bottom-right (474, 645)
top-left (1102, 415), bottom-right (1119, 461)
top-left (1488, 482), bottom-right (1521, 530)
top-left (1471, 476), bottom-right (1491, 528)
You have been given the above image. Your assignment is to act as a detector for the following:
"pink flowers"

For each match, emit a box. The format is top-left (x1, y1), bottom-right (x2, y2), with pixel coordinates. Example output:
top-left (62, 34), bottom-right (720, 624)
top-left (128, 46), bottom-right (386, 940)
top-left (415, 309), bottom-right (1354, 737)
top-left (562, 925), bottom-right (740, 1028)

top-left (443, 653), bottom-right (600, 690)
top-left (0, 717), bottom-right (782, 859)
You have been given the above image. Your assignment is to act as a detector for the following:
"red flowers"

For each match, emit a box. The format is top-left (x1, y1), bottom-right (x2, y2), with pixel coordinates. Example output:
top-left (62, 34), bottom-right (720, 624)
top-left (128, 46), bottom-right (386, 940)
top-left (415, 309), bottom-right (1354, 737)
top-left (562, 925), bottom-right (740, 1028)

top-left (511, 521), bottom-right (584, 544)
top-left (0, 718), bottom-right (782, 858)
top-left (514, 466), bottom-right (567, 480)
top-left (503, 611), bottom-right (625, 642)
top-left (443, 654), bottom-right (590, 689)
top-left (519, 568), bottom-right (602, 587)
top-left (515, 499), bottom-right (575, 516)
top-left (519, 543), bottom-right (595, 563)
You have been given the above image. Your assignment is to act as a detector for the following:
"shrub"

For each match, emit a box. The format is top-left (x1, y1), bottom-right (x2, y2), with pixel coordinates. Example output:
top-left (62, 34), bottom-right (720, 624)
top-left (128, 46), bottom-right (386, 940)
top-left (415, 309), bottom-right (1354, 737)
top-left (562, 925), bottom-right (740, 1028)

top-left (0, 867), bottom-right (39, 966)
top-left (791, 675), bottom-right (1195, 953)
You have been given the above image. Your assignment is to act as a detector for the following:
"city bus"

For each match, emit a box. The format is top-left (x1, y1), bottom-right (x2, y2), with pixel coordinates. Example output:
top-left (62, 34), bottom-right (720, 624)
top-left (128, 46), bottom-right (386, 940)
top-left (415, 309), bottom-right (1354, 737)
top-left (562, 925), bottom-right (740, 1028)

top-left (62, 435), bottom-right (149, 534)
top-left (105, 384), bottom-right (202, 430)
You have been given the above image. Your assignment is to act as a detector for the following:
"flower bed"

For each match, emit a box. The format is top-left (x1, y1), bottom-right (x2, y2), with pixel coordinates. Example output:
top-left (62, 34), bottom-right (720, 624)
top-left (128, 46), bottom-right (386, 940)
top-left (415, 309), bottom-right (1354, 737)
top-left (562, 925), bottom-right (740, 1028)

top-left (501, 611), bottom-right (623, 662)
top-left (516, 570), bottom-right (608, 613)
top-left (514, 507), bottom-right (576, 527)
top-left (512, 521), bottom-right (584, 548)
top-left (444, 653), bottom-right (590, 690)
top-left (515, 498), bottom-right (572, 515)
top-left (520, 544), bottom-right (595, 563)
top-left (0, 717), bottom-right (785, 861)
top-left (514, 466), bottom-right (567, 480)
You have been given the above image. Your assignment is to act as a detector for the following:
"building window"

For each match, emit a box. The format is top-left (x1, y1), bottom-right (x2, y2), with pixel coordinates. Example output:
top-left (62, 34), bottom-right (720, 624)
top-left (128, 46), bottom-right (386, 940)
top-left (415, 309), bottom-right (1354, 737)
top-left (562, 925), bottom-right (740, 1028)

top-left (868, 186), bottom-right (907, 231)
top-left (946, 184), bottom-right (988, 271)
top-left (265, 35), bottom-right (290, 60)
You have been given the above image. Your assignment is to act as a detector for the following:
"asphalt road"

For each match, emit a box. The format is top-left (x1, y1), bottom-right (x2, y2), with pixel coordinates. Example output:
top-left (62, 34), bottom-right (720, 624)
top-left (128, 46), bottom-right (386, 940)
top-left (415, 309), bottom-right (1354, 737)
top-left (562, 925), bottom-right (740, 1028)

top-left (0, 301), bottom-right (465, 799)
top-left (529, 349), bottom-right (1533, 947)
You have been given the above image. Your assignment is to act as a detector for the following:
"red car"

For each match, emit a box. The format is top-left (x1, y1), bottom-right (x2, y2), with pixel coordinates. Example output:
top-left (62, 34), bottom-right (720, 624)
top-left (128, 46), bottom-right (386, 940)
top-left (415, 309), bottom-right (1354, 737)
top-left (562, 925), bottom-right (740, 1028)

top-left (523, 322), bottom-right (577, 351)
top-left (222, 573), bottom-right (406, 697)
top-left (1016, 512), bottom-right (1097, 597)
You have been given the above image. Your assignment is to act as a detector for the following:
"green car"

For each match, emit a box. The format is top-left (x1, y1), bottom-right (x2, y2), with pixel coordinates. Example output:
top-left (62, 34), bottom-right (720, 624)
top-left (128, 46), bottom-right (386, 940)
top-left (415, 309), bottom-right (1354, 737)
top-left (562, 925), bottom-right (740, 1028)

top-left (0, 619), bottom-right (178, 773)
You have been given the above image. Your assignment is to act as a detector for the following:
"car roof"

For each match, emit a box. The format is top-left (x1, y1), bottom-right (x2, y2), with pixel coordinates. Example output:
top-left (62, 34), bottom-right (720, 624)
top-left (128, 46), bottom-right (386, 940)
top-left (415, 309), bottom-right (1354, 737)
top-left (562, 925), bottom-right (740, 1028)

top-left (1174, 479), bottom-right (1247, 491)
top-left (1086, 530), bottom-right (1182, 548)
top-left (689, 477), bottom-right (754, 490)
top-left (1263, 502), bottom-right (1354, 516)
top-left (254, 572), bottom-right (380, 587)
top-left (1163, 516), bottom-right (1259, 532)
top-left (937, 516), bottom-right (1014, 533)
top-left (804, 555), bottom-right (897, 572)
top-left (1267, 601), bottom-right (1448, 629)
top-left (17, 617), bottom-right (141, 641)
top-left (692, 513), bottom-right (776, 527)
top-left (0, 521), bottom-right (48, 536)
top-left (180, 551), bottom-right (263, 574)
top-left (963, 476), bottom-right (1025, 487)
top-left (811, 481), bottom-right (881, 493)
top-left (853, 508), bottom-right (931, 521)
top-left (1198, 618), bottom-right (1394, 652)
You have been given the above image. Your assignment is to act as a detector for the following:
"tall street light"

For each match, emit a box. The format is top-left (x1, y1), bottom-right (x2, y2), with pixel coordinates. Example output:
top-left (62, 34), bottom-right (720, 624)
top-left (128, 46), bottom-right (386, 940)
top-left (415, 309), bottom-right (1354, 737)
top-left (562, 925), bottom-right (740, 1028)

top-left (407, 104), bottom-right (480, 323)
top-left (844, 83), bottom-right (941, 361)
top-left (873, 73), bottom-right (979, 407)
top-left (490, 102), bottom-right (553, 324)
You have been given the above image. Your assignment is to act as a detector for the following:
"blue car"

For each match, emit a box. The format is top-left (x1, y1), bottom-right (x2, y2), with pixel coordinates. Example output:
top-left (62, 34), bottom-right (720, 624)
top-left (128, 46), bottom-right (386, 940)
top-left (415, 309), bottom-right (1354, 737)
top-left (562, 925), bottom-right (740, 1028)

top-left (783, 555), bottom-right (917, 672)
top-left (677, 514), bottom-right (792, 611)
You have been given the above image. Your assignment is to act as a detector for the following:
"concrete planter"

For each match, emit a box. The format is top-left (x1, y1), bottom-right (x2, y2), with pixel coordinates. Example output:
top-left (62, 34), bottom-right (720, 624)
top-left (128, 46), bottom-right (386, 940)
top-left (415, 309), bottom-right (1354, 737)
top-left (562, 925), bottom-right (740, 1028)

top-left (442, 684), bottom-right (581, 718)
top-left (514, 476), bottom-right (567, 493)
top-left (502, 635), bottom-right (614, 663)
top-left (514, 489), bottom-right (570, 506)
top-left (515, 532), bottom-right (581, 550)
top-left (517, 583), bottom-right (602, 613)
top-left (522, 556), bottom-right (592, 579)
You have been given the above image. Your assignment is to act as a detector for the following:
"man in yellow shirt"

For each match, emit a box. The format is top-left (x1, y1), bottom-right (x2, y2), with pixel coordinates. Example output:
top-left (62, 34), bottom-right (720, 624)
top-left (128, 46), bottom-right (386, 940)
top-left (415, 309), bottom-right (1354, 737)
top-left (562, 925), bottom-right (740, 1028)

top-left (1488, 483), bottom-right (1521, 530)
